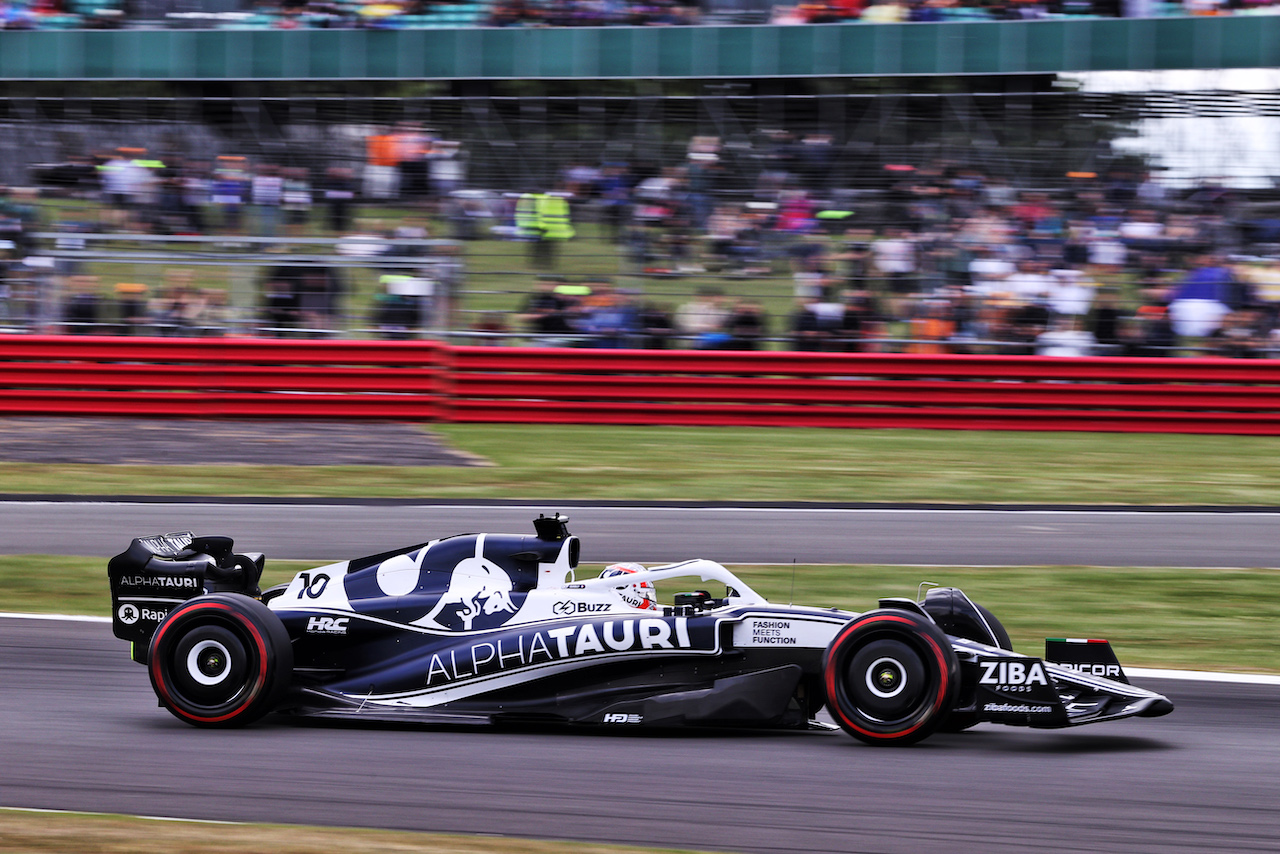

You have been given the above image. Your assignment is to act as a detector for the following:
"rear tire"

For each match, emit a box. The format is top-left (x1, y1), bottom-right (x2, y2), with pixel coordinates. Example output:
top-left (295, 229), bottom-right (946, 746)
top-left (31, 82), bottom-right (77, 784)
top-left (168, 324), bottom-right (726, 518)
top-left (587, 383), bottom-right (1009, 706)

top-left (148, 594), bottom-right (292, 728)
top-left (823, 609), bottom-right (959, 746)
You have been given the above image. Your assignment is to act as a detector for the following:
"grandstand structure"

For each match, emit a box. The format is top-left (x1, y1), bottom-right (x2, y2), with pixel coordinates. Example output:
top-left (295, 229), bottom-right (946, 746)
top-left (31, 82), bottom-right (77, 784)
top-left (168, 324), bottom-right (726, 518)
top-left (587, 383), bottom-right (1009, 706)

top-left (0, 16), bottom-right (1277, 78)
top-left (0, 18), bottom-right (1277, 191)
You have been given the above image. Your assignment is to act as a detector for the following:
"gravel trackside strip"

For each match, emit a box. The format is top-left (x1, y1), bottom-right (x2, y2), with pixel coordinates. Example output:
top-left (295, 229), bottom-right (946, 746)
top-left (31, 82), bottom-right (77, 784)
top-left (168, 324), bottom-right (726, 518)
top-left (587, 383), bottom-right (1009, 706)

top-left (0, 418), bottom-right (482, 467)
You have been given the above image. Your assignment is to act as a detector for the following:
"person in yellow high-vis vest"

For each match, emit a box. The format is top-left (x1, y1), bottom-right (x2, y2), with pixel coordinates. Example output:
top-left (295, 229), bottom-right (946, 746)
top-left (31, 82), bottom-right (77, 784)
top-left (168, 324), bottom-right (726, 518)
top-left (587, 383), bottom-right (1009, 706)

top-left (537, 193), bottom-right (574, 239)
top-left (515, 191), bottom-right (544, 267)
top-left (529, 191), bottom-right (574, 269)
top-left (515, 192), bottom-right (540, 239)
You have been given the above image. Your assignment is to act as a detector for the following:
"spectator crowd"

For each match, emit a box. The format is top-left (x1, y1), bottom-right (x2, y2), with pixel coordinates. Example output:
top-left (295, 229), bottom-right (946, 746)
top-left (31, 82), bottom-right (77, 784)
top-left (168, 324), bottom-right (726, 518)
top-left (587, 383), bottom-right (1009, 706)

top-left (499, 133), bottom-right (1280, 357)
top-left (8, 126), bottom-right (1280, 359)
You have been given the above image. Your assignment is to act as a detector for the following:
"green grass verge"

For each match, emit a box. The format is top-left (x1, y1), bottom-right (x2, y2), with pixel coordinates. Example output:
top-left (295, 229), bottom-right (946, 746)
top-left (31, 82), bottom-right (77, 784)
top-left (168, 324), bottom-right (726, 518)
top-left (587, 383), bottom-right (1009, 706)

top-left (3, 426), bottom-right (1280, 504)
top-left (0, 810), bottom-right (716, 854)
top-left (8, 557), bottom-right (1276, 673)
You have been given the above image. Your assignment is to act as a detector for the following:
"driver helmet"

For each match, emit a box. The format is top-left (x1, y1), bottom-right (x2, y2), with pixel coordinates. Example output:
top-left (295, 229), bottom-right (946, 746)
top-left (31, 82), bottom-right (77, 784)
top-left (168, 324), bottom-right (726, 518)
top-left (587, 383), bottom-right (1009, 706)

top-left (600, 562), bottom-right (657, 611)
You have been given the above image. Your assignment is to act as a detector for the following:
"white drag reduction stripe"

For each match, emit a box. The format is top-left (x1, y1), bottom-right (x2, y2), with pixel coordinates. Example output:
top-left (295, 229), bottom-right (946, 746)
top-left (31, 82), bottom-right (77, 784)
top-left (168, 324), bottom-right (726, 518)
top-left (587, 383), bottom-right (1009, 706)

top-left (3, 612), bottom-right (1277, 686)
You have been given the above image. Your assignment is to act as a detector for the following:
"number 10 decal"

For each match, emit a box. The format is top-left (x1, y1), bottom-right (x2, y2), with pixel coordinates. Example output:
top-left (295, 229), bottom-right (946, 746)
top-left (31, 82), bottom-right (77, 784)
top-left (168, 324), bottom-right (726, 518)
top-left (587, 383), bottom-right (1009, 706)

top-left (298, 572), bottom-right (330, 599)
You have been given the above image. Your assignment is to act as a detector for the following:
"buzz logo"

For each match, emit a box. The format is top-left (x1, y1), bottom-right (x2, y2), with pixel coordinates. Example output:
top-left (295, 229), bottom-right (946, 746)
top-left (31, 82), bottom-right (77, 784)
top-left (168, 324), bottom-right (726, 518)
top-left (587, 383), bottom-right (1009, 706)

top-left (979, 660), bottom-right (1049, 693)
top-left (553, 601), bottom-right (612, 616)
top-left (306, 616), bottom-right (349, 635)
top-left (603, 713), bottom-right (642, 724)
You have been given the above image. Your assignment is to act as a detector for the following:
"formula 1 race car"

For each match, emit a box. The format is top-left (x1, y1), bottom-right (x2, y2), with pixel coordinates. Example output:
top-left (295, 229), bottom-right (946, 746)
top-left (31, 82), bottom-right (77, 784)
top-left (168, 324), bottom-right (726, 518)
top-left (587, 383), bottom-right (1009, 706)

top-left (107, 514), bottom-right (1173, 745)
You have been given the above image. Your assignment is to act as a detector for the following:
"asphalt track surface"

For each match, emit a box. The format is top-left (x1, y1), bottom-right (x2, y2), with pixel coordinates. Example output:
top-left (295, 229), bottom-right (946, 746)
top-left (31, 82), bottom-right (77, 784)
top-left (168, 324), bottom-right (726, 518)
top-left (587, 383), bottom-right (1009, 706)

top-left (4, 499), bottom-right (1280, 566)
top-left (5, 499), bottom-right (1279, 853)
top-left (3, 615), bottom-right (1278, 854)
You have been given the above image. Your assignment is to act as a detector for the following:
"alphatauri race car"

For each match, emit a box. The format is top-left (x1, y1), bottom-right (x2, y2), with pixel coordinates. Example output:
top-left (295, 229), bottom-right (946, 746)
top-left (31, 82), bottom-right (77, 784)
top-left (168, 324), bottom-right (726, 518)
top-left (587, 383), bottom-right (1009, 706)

top-left (107, 514), bottom-right (1172, 745)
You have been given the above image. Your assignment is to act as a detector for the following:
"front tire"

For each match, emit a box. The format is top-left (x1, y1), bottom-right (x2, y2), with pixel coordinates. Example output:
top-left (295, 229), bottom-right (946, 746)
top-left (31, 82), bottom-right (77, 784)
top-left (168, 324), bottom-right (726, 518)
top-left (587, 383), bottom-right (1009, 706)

top-left (148, 594), bottom-right (292, 728)
top-left (823, 609), bottom-right (959, 746)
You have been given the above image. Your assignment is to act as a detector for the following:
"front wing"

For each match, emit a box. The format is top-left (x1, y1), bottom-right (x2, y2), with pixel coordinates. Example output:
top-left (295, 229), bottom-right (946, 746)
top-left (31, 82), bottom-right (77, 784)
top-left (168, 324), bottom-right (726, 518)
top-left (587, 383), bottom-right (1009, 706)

top-left (951, 639), bottom-right (1173, 729)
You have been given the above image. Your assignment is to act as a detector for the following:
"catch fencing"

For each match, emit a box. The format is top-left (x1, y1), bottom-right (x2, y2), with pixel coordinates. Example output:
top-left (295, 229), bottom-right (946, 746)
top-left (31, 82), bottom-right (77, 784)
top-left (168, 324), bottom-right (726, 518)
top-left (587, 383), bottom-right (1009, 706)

top-left (3, 335), bottom-right (1280, 434)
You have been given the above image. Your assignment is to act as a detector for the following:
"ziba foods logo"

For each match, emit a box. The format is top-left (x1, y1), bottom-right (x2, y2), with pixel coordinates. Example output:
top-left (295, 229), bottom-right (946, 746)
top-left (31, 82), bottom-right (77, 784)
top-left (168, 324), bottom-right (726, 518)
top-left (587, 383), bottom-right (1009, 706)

top-left (979, 660), bottom-right (1048, 693)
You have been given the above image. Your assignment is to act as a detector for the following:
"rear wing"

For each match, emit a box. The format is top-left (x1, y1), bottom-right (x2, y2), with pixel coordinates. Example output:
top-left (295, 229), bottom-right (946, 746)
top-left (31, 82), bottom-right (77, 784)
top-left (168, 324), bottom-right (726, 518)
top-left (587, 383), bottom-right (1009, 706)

top-left (107, 533), bottom-right (264, 654)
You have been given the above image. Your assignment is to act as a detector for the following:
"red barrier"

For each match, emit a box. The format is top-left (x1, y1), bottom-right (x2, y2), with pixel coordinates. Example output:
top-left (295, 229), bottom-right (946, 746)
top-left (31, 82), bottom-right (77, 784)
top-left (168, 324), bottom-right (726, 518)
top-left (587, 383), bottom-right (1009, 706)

top-left (4, 335), bottom-right (1280, 433)
top-left (1, 364), bottom-right (440, 393)
top-left (0, 390), bottom-right (443, 419)
top-left (0, 335), bottom-right (443, 418)
top-left (0, 336), bottom-right (443, 366)
top-left (442, 345), bottom-right (1280, 434)
top-left (451, 373), bottom-right (1280, 410)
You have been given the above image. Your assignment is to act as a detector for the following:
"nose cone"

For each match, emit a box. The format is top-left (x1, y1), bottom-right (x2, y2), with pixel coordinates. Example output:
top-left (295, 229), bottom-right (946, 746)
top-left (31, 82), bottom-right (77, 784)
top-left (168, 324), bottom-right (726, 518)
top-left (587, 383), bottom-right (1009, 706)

top-left (1137, 696), bottom-right (1175, 718)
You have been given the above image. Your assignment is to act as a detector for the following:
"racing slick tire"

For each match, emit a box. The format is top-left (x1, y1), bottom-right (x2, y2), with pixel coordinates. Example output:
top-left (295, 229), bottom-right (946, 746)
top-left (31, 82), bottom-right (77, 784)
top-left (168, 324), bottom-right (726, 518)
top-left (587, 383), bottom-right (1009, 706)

top-left (939, 602), bottom-right (1012, 733)
top-left (822, 609), bottom-right (959, 746)
top-left (148, 594), bottom-right (293, 728)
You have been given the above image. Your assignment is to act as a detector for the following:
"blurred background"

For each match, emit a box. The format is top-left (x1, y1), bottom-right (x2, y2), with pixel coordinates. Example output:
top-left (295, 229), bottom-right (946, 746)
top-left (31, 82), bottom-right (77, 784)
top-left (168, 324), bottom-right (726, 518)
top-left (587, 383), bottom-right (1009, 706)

top-left (3, 10), bottom-right (1280, 357)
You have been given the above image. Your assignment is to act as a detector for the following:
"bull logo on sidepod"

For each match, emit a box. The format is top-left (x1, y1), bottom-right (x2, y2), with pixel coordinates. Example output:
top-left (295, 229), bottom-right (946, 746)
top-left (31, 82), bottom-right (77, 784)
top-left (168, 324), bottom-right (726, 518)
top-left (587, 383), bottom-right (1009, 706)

top-left (420, 556), bottom-right (519, 632)
top-left (342, 534), bottom-right (528, 631)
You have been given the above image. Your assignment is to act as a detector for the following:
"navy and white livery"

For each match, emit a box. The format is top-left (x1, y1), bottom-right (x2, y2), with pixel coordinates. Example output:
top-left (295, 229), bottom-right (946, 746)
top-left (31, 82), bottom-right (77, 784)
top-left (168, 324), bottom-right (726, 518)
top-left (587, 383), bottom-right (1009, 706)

top-left (107, 514), bottom-right (1172, 745)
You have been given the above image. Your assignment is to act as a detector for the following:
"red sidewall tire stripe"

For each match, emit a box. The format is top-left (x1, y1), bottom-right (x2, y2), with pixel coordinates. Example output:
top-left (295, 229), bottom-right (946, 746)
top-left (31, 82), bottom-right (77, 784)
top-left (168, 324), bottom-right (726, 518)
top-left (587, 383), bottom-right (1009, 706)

top-left (150, 601), bottom-right (270, 725)
top-left (823, 614), bottom-right (952, 741)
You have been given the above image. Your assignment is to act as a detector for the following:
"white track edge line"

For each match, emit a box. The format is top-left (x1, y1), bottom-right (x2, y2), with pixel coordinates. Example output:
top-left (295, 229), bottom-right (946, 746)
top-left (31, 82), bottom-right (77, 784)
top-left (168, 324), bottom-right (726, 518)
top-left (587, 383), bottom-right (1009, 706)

top-left (1125, 667), bottom-right (1280, 685)
top-left (4, 499), bottom-right (1280, 517)
top-left (0, 806), bottom-right (241, 824)
top-left (4, 612), bottom-right (1277, 685)
top-left (0, 612), bottom-right (110, 623)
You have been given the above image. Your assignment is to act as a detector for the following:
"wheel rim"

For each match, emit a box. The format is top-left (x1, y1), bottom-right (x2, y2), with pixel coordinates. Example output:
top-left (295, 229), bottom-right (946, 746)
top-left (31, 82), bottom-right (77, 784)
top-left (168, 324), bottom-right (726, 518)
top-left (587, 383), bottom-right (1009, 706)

top-left (187, 640), bottom-right (232, 686)
top-left (166, 622), bottom-right (254, 712)
top-left (844, 637), bottom-right (929, 726)
top-left (865, 656), bottom-right (908, 699)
